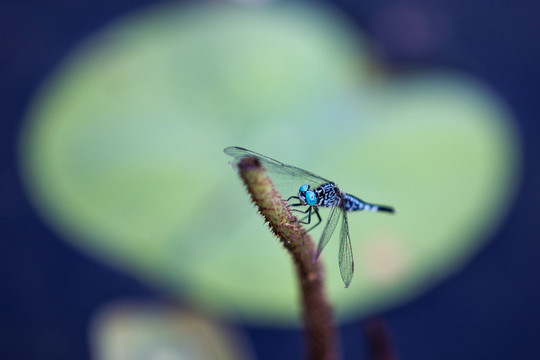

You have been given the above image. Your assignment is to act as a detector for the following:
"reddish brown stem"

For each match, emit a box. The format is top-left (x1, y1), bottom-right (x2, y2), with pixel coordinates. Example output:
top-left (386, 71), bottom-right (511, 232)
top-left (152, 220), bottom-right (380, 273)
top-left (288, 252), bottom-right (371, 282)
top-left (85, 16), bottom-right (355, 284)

top-left (363, 317), bottom-right (399, 360)
top-left (235, 156), bottom-right (338, 360)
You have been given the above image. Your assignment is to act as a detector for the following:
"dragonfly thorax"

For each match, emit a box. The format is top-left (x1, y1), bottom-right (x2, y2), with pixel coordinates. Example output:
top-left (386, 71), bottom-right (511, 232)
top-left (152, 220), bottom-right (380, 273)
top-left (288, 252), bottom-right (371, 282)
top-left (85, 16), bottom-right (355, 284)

top-left (298, 183), bottom-right (341, 208)
top-left (315, 182), bottom-right (341, 207)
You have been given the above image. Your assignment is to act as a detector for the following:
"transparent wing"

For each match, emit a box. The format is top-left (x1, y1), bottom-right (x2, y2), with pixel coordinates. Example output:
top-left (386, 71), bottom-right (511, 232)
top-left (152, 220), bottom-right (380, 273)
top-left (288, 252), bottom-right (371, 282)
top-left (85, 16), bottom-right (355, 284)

top-left (338, 211), bottom-right (354, 288)
top-left (313, 204), bottom-right (342, 260)
top-left (224, 146), bottom-right (332, 198)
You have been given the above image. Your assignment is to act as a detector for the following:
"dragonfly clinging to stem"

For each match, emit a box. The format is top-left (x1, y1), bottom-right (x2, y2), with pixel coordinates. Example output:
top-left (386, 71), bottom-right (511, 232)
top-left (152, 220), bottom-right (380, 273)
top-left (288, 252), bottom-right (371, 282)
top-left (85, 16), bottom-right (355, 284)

top-left (224, 146), bottom-right (395, 288)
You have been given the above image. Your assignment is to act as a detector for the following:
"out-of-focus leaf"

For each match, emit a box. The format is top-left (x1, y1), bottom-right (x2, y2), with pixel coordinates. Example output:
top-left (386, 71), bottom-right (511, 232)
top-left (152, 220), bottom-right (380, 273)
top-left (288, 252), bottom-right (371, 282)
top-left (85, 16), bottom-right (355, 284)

top-left (90, 301), bottom-right (253, 360)
top-left (20, 2), bottom-right (520, 324)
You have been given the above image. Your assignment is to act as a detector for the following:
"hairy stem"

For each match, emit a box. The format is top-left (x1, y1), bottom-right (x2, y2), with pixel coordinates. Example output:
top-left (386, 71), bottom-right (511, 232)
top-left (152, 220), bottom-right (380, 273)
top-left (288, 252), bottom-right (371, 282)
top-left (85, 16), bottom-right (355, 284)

top-left (235, 156), bottom-right (338, 360)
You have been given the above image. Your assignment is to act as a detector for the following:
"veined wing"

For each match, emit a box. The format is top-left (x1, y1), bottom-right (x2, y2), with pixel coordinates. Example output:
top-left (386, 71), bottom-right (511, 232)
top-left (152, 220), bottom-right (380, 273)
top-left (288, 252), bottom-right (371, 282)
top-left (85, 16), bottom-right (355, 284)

top-left (224, 146), bottom-right (332, 196)
top-left (338, 211), bottom-right (354, 288)
top-left (313, 203), bottom-right (342, 261)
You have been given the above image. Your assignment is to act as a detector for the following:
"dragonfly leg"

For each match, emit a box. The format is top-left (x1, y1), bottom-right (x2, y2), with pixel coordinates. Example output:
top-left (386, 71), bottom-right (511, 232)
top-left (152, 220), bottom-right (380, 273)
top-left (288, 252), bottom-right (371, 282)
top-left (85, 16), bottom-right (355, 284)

top-left (288, 203), bottom-right (322, 231)
top-left (287, 195), bottom-right (300, 202)
top-left (290, 206), bottom-right (312, 224)
top-left (298, 207), bottom-right (312, 224)
top-left (289, 203), bottom-right (308, 215)
top-left (289, 202), bottom-right (307, 208)
top-left (289, 202), bottom-right (312, 222)
top-left (304, 207), bottom-right (322, 233)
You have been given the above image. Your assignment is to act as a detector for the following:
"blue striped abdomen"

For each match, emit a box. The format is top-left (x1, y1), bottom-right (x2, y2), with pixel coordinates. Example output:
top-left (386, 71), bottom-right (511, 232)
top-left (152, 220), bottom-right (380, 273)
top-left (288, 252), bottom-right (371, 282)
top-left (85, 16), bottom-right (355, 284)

top-left (342, 193), bottom-right (380, 212)
top-left (312, 184), bottom-right (395, 214)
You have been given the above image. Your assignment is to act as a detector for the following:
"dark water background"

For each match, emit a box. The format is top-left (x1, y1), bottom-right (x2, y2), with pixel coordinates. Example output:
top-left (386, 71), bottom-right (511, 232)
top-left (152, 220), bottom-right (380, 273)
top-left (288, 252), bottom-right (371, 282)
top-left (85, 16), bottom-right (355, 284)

top-left (1, 0), bottom-right (539, 359)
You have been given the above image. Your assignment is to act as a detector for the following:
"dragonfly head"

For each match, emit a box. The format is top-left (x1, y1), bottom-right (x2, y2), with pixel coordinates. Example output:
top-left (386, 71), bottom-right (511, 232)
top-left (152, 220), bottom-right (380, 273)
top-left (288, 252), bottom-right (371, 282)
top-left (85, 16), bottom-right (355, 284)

top-left (298, 184), bottom-right (317, 206)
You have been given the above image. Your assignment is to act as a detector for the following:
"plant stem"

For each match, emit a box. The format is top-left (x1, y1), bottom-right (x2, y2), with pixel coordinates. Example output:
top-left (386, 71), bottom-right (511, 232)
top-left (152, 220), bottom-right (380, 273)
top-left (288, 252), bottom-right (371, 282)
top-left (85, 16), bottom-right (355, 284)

top-left (235, 156), bottom-right (338, 360)
top-left (363, 317), bottom-right (399, 360)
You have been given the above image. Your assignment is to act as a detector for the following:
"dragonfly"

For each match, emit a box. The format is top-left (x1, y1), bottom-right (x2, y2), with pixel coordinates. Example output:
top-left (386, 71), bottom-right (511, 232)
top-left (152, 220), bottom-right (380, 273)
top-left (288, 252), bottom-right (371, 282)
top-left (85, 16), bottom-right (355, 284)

top-left (224, 146), bottom-right (394, 288)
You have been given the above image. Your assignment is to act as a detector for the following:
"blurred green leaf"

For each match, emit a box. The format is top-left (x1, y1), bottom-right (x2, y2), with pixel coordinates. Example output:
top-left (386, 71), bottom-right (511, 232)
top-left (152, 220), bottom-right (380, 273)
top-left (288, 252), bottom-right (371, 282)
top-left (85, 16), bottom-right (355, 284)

top-left (20, 2), bottom-right (520, 324)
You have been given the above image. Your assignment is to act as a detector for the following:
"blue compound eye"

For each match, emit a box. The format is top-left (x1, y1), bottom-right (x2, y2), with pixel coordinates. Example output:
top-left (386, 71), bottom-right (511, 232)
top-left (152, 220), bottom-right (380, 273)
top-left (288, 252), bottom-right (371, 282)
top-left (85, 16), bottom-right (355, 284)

top-left (299, 184), bottom-right (309, 192)
top-left (305, 191), bottom-right (317, 206)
